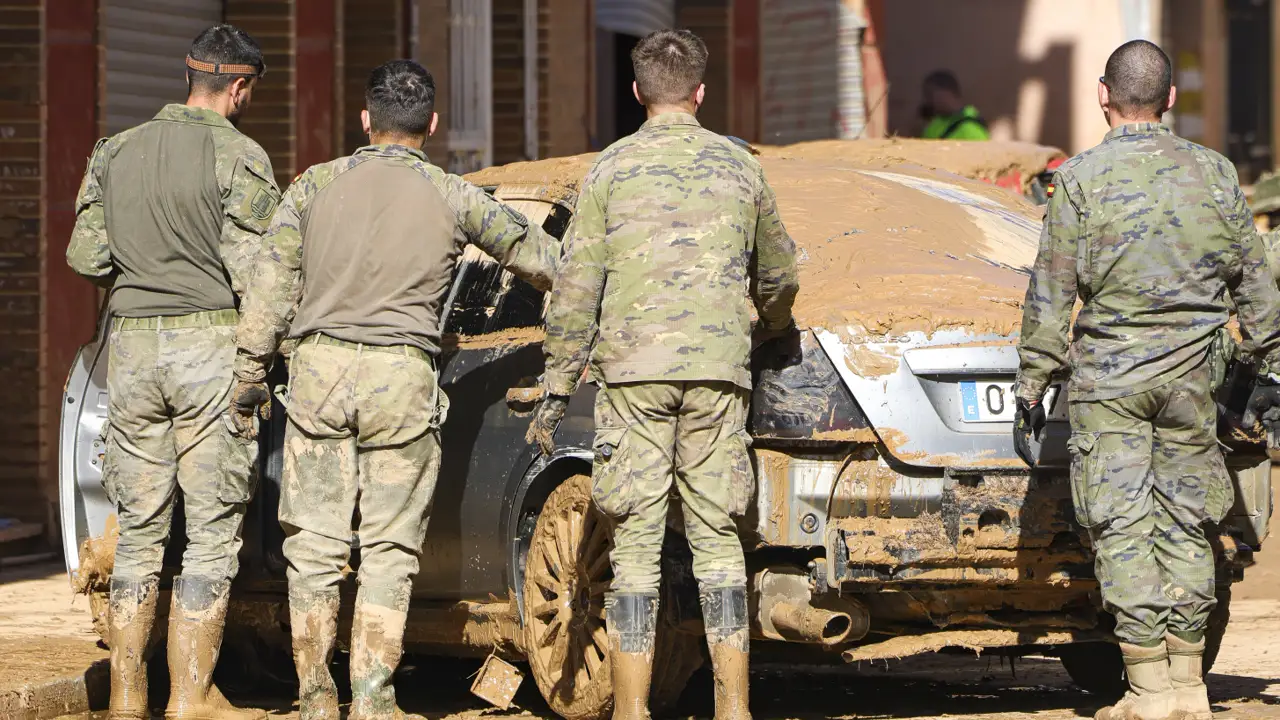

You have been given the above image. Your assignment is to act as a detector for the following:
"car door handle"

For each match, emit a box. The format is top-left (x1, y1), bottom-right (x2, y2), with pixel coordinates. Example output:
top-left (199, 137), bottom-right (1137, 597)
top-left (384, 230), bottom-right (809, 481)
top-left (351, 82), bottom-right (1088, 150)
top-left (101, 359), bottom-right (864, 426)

top-left (506, 386), bottom-right (544, 407)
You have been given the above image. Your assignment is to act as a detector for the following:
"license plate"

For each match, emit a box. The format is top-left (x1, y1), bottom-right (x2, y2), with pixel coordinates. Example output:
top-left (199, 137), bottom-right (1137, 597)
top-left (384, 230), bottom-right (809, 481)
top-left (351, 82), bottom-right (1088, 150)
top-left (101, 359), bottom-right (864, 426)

top-left (959, 381), bottom-right (1058, 423)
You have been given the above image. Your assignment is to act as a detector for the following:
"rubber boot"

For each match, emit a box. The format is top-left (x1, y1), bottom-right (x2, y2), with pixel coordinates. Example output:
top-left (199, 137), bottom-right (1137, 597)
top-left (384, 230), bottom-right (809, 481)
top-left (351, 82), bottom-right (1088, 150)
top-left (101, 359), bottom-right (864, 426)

top-left (605, 593), bottom-right (659, 720)
top-left (348, 584), bottom-right (411, 720)
top-left (164, 576), bottom-right (266, 720)
top-left (1167, 635), bottom-right (1212, 720)
top-left (701, 587), bottom-right (751, 720)
top-left (109, 577), bottom-right (159, 720)
top-left (289, 587), bottom-right (341, 720)
top-left (1094, 642), bottom-right (1177, 720)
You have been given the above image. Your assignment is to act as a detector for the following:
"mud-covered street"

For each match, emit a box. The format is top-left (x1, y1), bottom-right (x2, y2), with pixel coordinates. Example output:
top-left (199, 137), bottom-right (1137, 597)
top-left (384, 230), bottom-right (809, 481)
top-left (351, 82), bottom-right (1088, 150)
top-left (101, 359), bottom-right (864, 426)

top-left (0, 558), bottom-right (1274, 720)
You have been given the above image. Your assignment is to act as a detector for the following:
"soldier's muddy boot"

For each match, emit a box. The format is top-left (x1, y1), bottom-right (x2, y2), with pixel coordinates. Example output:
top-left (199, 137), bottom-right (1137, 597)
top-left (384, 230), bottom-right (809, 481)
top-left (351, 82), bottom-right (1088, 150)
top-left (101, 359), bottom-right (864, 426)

top-left (701, 587), bottom-right (751, 720)
top-left (164, 576), bottom-right (266, 720)
top-left (290, 588), bottom-right (341, 720)
top-left (348, 584), bottom-right (411, 720)
top-left (109, 577), bottom-right (159, 720)
top-left (605, 593), bottom-right (659, 720)
top-left (1094, 642), bottom-right (1176, 720)
top-left (1167, 635), bottom-right (1212, 720)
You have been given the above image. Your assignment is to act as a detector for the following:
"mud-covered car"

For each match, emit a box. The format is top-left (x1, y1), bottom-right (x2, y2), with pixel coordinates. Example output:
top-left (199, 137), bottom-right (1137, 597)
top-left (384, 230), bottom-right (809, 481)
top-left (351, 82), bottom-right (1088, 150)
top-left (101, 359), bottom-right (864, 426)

top-left (759, 137), bottom-right (1067, 204)
top-left (61, 152), bottom-right (1268, 718)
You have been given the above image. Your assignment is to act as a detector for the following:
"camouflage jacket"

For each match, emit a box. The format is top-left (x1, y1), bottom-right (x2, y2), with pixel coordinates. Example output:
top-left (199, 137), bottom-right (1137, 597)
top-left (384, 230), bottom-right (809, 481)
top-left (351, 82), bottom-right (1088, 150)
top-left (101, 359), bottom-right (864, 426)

top-left (542, 112), bottom-right (799, 396)
top-left (234, 144), bottom-right (557, 383)
top-left (66, 104), bottom-right (278, 312)
top-left (1016, 123), bottom-right (1280, 403)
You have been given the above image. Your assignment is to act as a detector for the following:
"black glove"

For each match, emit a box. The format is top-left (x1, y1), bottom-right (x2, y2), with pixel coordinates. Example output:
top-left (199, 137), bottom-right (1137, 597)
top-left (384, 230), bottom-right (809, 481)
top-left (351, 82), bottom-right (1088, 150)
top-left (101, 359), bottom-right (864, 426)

top-left (526, 394), bottom-right (570, 456)
top-left (1013, 397), bottom-right (1047, 467)
top-left (1243, 374), bottom-right (1280, 429)
top-left (229, 381), bottom-right (270, 440)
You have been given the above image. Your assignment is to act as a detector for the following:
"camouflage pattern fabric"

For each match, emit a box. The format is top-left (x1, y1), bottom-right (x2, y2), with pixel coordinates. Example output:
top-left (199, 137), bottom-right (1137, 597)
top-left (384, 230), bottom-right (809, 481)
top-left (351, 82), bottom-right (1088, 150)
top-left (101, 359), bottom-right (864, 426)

top-left (233, 144), bottom-right (556, 384)
top-left (279, 340), bottom-right (445, 593)
top-left (1067, 360), bottom-right (1231, 644)
top-left (1016, 123), bottom-right (1280, 404)
top-left (66, 104), bottom-right (278, 302)
top-left (541, 112), bottom-right (799, 397)
top-left (1263, 229), bottom-right (1280, 283)
top-left (593, 380), bottom-right (751, 594)
top-left (288, 587), bottom-right (340, 720)
top-left (349, 583), bottom-right (411, 720)
top-left (279, 340), bottom-right (443, 716)
top-left (103, 311), bottom-right (254, 582)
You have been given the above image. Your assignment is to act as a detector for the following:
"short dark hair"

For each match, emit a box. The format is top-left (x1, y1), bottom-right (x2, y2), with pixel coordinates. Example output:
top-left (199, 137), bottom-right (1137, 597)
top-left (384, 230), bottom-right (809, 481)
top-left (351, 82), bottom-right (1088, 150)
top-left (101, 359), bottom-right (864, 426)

top-left (188, 24), bottom-right (264, 94)
top-left (365, 60), bottom-right (436, 136)
top-left (1103, 39), bottom-right (1173, 117)
top-left (631, 29), bottom-right (708, 106)
top-left (923, 70), bottom-right (961, 95)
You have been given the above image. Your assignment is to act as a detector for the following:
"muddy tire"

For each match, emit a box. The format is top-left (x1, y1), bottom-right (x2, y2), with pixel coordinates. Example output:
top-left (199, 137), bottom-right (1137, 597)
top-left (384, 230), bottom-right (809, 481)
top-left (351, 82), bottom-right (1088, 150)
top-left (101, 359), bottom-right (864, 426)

top-left (522, 474), bottom-right (700, 720)
top-left (1060, 588), bottom-right (1232, 697)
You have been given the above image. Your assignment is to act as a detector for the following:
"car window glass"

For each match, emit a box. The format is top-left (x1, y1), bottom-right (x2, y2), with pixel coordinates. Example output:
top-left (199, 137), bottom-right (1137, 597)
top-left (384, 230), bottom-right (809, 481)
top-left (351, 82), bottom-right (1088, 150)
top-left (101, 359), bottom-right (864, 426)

top-left (442, 195), bottom-right (571, 336)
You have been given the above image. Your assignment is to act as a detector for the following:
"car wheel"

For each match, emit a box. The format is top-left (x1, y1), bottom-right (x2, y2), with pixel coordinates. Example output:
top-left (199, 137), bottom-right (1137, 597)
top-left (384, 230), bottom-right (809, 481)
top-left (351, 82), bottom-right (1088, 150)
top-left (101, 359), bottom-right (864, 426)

top-left (1060, 588), bottom-right (1232, 697)
top-left (1058, 642), bottom-right (1126, 698)
top-left (522, 474), bottom-right (701, 720)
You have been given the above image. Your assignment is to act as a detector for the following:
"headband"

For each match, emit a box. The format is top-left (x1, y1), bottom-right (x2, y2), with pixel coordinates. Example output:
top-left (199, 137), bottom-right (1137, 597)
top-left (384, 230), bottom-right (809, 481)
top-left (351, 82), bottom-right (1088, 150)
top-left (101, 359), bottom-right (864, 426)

top-left (186, 55), bottom-right (265, 78)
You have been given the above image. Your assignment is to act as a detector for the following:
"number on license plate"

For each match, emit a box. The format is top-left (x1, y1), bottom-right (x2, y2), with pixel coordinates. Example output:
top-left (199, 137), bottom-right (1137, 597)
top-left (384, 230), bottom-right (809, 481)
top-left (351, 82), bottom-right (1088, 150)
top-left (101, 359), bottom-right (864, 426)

top-left (959, 381), bottom-right (1057, 423)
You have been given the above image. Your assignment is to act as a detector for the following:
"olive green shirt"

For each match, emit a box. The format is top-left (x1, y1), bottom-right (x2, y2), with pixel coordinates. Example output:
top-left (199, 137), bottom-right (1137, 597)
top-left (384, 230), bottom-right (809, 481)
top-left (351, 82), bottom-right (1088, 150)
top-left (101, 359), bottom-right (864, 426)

top-left (233, 144), bottom-right (558, 383)
top-left (66, 104), bottom-right (280, 317)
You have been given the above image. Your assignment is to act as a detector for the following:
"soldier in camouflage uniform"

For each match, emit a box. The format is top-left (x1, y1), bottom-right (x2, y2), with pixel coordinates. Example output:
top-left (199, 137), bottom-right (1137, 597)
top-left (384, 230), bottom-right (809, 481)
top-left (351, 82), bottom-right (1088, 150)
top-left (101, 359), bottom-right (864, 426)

top-left (65, 25), bottom-right (277, 720)
top-left (232, 60), bottom-right (554, 720)
top-left (526, 30), bottom-right (799, 720)
top-left (1015, 41), bottom-right (1280, 720)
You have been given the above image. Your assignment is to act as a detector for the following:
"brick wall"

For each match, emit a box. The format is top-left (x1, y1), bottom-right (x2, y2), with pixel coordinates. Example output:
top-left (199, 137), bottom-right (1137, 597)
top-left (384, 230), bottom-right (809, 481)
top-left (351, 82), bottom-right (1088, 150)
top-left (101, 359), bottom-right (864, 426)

top-left (0, 0), bottom-right (44, 524)
top-left (341, 0), bottom-right (405, 156)
top-left (228, 0), bottom-right (296, 188)
top-left (492, 0), bottom-right (526, 164)
top-left (540, 0), bottom-right (592, 158)
top-left (417, 0), bottom-right (450, 163)
top-left (677, 0), bottom-right (730, 135)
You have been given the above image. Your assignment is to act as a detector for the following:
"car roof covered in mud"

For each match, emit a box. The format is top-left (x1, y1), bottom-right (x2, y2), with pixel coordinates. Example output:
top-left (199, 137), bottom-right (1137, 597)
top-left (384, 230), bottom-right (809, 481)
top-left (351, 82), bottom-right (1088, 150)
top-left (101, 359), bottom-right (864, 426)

top-left (757, 137), bottom-right (1066, 187)
top-left (466, 152), bottom-right (1041, 341)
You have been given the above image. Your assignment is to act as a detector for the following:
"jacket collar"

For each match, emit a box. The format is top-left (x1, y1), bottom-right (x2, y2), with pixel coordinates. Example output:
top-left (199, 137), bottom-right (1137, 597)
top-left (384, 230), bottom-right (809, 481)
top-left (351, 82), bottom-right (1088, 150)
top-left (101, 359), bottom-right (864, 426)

top-left (640, 112), bottom-right (702, 130)
top-left (1104, 122), bottom-right (1172, 142)
top-left (354, 143), bottom-right (431, 163)
top-left (153, 104), bottom-right (236, 130)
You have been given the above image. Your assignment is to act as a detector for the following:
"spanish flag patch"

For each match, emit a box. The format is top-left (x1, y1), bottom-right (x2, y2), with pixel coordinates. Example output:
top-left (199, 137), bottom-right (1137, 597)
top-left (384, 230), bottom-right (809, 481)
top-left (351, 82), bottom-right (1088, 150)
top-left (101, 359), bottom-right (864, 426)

top-left (1047, 182), bottom-right (1056, 197)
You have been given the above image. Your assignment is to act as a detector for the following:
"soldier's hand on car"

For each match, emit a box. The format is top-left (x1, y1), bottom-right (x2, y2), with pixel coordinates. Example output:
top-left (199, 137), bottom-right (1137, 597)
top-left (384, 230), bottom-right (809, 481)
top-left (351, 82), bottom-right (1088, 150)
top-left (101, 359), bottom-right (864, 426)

top-left (526, 394), bottom-right (570, 456)
top-left (1013, 397), bottom-right (1047, 466)
top-left (1243, 373), bottom-right (1280, 429)
top-left (229, 381), bottom-right (271, 440)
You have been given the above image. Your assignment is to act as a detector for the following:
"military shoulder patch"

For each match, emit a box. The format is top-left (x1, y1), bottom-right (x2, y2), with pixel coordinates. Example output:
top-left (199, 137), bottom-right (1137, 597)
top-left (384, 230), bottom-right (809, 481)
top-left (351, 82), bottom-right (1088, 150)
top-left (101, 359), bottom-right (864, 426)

top-left (1047, 182), bottom-right (1055, 197)
top-left (250, 188), bottom-right (277, 221)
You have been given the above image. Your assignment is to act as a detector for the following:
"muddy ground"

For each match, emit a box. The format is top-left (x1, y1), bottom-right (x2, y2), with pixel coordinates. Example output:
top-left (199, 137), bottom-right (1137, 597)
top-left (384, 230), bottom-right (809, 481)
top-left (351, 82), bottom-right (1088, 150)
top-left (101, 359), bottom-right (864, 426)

top-left (0, 556), bottom-right (1275, 720)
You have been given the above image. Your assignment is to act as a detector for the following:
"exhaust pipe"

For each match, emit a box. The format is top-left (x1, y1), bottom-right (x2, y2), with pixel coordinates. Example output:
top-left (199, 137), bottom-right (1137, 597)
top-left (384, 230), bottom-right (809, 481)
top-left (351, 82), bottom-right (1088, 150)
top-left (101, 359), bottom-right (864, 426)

top-left (768, 602), bottom-right (865, 646)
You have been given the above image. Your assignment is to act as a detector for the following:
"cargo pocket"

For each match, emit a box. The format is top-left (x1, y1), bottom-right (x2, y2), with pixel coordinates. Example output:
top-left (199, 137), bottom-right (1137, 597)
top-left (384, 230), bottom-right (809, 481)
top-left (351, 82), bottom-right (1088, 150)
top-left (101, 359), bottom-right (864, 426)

top-left (590, 426), bottom-right (633, 518)
top-left (218, 415), bottom-right (258, 504)
top-left (726, 429), bottom-right (755, 517)
top-left (1202, 460), bottom-right (1235, 524)
top-left (101, 428), bottom-right (120, 507)
top-left (1067, 432), bottom-right (1102, 528)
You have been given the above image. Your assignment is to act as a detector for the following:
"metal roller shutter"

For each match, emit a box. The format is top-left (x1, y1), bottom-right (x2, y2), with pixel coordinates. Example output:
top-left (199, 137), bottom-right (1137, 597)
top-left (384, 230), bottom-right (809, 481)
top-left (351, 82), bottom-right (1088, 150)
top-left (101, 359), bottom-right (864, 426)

top-left (597, 0), bottom-right (673, 39)
top-left (760, 0), bottom-right (865, 144)
top-left (102, 0), bottom-right (224, 135)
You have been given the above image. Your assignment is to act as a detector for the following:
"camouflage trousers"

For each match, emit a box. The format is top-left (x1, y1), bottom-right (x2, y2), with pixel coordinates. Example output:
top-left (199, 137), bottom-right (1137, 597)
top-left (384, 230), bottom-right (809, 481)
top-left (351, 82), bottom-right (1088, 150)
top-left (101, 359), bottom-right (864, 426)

top-left (1068, 361), bottom-right (1233, 644)
top-left (592, 381), bottom-right (752, 594)
top-left (104, 310), bottom-right (254, 582)
top-left (279, 337), bottom-right (447, 596)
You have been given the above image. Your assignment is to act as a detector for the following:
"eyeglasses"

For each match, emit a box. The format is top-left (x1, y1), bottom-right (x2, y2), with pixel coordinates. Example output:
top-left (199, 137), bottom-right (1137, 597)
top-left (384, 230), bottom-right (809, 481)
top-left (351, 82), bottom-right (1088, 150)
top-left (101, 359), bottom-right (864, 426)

top-left (1099, 76), bottom-right (1109, 87)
